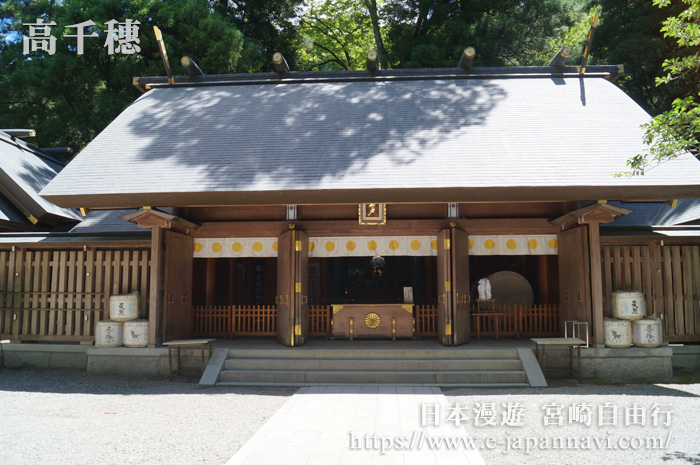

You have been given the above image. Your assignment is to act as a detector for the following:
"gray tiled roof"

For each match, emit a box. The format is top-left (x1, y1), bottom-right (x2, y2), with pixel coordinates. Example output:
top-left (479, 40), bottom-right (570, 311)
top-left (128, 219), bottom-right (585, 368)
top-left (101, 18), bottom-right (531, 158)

top-left (0, 193), bottom-right (29, 225)
top-left (604, 200), bottom-right (700, 227)
top-left (66, 209), bottom-right (144, 233)
top-left (41, 76), bottom-right (700, 207)
top-left (0, 132), bottom-right (80, 222)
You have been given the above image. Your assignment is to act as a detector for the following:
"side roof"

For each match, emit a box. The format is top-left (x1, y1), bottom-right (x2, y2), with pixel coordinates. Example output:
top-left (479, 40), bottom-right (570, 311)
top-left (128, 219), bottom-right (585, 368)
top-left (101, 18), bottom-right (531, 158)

top-left (0, 132), bottom-right (81, 225)
top-left (41, 71), bottom-right (700, 208)
top-left (605, 200), bottom-right (700, 227)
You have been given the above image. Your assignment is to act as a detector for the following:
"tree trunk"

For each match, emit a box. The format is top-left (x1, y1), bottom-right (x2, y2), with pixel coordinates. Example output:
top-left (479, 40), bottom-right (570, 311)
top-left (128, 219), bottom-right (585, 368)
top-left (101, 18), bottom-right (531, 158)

top-left (364, 0), bottom-right (388, 70)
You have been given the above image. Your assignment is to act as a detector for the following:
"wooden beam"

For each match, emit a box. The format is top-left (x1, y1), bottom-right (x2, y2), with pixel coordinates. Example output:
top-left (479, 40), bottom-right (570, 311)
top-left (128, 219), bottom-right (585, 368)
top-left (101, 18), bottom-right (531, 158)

top-left (366, 50), bottom-right (379, 72)
top-left (193, 218), bottom-right (558, 238)
top-left (180, 56), bottom-right (204, 76)
top-left (43, 185), bottom-right (700, 209)
top-left (121, 208), bottom-right (200, 233)
top-left (273, 52), bottom-right (290, 74)
top-left (205, 258), bottom-right (216, 306)
top-left (588, 222), bottom-right (605, 346)
top-left (153, 26), bottom-right (174, 84)
top-left (538, 255), bottom-right (550, 304)
top-left (1, 129), bottom-right (35, 138)
top-left (551, 203), bottom-right (632, 229)
top-left (579, 11), bottom-right (600, 74)
top-left (458, 47), bottom-right (475, 70)
top-left (148, 227), bottom-right (164, 348)
top-left (547, 45), bottom-right (572, 67)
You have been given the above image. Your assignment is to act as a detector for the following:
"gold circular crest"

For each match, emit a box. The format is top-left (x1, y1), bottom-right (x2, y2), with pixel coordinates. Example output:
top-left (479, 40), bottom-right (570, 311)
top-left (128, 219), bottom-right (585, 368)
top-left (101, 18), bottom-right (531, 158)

top-left (364, 312), bottom-right (381, 329)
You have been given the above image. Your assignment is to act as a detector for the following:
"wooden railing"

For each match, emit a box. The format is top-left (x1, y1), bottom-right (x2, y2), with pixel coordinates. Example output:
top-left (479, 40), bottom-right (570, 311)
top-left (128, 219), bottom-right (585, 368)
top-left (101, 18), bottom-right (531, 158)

top-left (0, 248), bottom-right (150, 342)
top-left (192, 305), bottom-right (232, 338)
top-left (602, 244), bottom-right (700, 342)
top-left (416, 305), bottom-right (438, 337)
top-left (193, 305), bottom-right (332, 338)
top-left (308, 305), bottom-right (331, 337)
top-left (193, 303), bottom-right (559, 340)
top-left (417, 304), bottom-right (559, 339)
top-left (234, 306), bottom-right (277, 336)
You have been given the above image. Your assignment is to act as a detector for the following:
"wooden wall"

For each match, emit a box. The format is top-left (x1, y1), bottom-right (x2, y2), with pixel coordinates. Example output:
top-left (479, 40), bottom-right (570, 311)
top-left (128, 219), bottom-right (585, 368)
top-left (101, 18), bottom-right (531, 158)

top-left (0, 247), bottom-right (151, 342)
top-left (601, 242), bottom-right (700, 342)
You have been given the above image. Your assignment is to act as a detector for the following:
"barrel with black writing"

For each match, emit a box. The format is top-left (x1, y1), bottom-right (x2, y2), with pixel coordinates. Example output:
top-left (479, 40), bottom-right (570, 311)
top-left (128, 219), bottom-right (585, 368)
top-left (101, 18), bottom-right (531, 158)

top-left (632, 317), bottom-right (663, 348)
top-left (123, 320), bottom-right (149, 348)
top-left (109, 292), bottom-right (139, 322)
top-left (612, 291), bottom-right (645, 320)
top-left (95, 320), bottom-right (123, 348)
top-left (604, 317), bottom-right (632, 348)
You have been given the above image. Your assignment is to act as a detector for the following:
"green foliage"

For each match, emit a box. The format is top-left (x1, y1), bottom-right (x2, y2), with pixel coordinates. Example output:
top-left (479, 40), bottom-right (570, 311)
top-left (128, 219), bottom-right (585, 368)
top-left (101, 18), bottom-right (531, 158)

top-left (382, 0), bottom-right (579, 68)
top-left (213, 0), bottom-right (303, 73)
top-left (619, 0), bottom-right (700, 176)
top-left (592, 0), bottom-right (688, 114)
top-left (297, 0), bottom-right (376, 70)
top-left (0, 0), bottom-right (243, 153)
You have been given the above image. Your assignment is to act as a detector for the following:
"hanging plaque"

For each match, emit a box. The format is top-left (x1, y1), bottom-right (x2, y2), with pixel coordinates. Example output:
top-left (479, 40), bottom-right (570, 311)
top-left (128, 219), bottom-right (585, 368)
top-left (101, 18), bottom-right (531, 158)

top-left (358, 203), bottom-right (386, 225)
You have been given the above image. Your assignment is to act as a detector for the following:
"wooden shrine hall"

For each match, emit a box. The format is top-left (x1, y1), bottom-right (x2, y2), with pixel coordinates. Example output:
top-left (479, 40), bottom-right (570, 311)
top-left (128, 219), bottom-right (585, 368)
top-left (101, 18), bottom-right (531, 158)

top-left (38, 58), bottom-right (700, 350)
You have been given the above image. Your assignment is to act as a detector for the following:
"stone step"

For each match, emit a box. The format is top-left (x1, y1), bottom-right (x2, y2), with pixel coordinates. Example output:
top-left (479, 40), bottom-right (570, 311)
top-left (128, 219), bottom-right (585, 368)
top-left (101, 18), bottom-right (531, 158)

top-left (226, 348), bottom-right (519, 360)
top-left (216, 381), bottom-right (532, 388)
top-left (223, 357), bottom-right (523, 372)
top-left (217, 369), bottom-right (528, 385)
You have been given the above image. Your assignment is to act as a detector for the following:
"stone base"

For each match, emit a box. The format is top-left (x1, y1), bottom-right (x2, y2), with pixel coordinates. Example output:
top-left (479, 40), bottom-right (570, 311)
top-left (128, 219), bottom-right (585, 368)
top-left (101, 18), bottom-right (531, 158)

top-left (540, 345), bottom-right (673, 381)
top-left (1, 343), bottom-right (89, 369)
top-left (671, 344), bottom-right (700, 374)
top-left (1, 342), bottom-right (208, 379)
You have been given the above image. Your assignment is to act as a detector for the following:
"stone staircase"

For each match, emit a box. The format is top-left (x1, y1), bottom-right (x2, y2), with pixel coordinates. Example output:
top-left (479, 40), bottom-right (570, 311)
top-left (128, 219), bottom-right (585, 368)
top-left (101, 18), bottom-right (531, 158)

top-left (200, 342), bottom-right (545, 387)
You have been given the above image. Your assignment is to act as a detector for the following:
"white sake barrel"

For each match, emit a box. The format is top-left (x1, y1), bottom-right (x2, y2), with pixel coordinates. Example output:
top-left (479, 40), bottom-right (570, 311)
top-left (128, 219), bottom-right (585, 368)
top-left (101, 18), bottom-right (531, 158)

top-left (632, 317), bottom-right (663, 348)
top-left (612, 291), bottom-right (645, 320)
top-left (123, 320), bottom-right (149, 347)
top-left (109, 292), bottom-right (139, 321)
top-left (96, 320), bottom-right (123, 348)
top-left (604, 318), bottom-right (632, 348)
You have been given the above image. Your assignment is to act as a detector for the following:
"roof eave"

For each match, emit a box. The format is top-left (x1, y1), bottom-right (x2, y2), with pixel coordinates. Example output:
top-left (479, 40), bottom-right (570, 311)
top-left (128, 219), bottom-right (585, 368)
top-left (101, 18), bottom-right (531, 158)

top-left (41, 185), bottom-right (700, 210)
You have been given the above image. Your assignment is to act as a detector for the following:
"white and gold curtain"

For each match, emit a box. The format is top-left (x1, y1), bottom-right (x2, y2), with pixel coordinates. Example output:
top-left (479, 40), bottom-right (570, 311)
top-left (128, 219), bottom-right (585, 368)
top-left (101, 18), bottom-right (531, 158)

top-left (193, 235), bottom-right (558, 258)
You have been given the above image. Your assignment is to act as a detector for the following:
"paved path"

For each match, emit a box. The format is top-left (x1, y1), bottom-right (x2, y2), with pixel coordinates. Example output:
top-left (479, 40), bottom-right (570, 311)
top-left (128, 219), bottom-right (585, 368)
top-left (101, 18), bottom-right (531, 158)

top-left (225, 385), bottom-right (485, 465)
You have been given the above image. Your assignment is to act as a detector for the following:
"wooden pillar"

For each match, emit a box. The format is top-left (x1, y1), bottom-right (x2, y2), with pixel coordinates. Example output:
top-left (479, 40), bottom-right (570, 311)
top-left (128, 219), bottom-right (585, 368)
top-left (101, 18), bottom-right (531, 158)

top-left (228, 259), bottom-right (236, 305)
top-left (205, 258), bottom-right (216, 306)
top-left (538, 255), bottom-right (549, 304)
top-left (148, 227), bottom-right (164, 348)
top-left (12, 247), bottom-right (24, 340)
top-left (588, 221), bottom-right (604, 347)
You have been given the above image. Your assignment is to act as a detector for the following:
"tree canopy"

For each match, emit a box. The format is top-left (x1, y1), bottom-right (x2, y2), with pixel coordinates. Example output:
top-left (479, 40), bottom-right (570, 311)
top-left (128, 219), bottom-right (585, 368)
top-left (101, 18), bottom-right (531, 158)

top-left (1, 0), bottom-right (697, 166)
top-left (607, 0), bottom-right (700, 175)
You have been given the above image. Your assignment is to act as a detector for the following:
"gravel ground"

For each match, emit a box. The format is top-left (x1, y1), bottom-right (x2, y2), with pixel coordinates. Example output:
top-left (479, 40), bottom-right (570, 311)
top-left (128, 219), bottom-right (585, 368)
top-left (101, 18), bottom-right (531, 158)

top-left (444, 382), bottom-right (700, 465)
top-left (3, 368), bottom-right (700, 465)
top-left (0, 368), bottom-right (295, 465)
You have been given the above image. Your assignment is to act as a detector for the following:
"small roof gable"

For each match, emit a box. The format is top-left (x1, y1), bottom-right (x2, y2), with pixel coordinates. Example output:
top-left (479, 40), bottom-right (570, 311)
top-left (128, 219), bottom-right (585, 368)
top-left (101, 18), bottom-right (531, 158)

top-left (41, 74), bottom-right (700, 208)
top-left (604, 200), bottom-right (700, 227)
top-left (0, 132), bottom-right (81, 224)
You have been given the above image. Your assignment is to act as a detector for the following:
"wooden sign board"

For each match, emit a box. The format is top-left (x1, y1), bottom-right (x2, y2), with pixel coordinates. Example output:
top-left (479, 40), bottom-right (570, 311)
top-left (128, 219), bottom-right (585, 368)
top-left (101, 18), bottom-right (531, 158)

top-left (359, 203), bottom-right (386, 225)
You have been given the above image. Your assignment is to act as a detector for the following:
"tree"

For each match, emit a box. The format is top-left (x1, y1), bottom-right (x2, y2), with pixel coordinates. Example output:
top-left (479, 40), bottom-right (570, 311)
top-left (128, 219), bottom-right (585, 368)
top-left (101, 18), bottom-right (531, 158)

top-left (211, 0), bottom-right (303, 73)
top-left (591, 0), bottom-right (688, 115)
top-left (297, 0), bottom-right (376, 70)
top-left (364, 0), bottom-right (388, 70)
top-left (0, 0), bottom-right (243, 153)
top-left (382, 0), bottom-right (578, 68)
top-left (622, 0), bottom-right (700, 175)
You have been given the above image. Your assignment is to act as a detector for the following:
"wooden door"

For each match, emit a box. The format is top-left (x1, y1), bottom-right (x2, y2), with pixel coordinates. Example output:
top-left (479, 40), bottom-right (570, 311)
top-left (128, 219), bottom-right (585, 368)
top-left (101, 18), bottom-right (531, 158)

top-left (162, 231), bottom-right (193, 342)
top-left (437, 229), bottom-right (453, 345)
top-left (293, 230), bottom-right (309, 346)
top-left (276, 230), bottom-right (295, 346)
top-left (452, 228), bottom-right (471, 345)
top-left (558, 227), bottom-right (591, 331)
